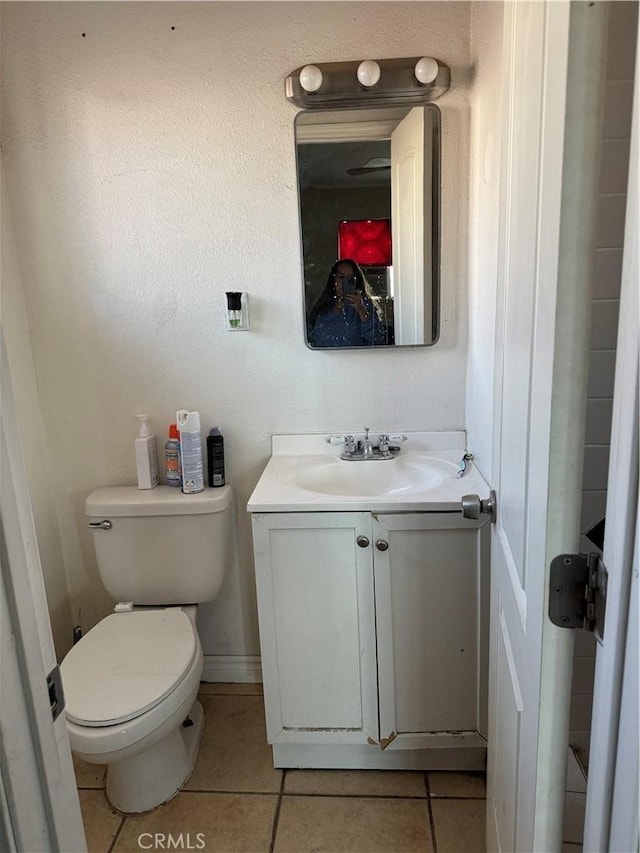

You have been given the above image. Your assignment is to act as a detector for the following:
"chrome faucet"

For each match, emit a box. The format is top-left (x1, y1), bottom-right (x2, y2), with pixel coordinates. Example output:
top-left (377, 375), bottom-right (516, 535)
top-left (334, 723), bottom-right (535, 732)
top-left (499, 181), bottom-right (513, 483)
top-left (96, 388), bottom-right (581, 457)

top-left (324, 428), bottom-right (408, 461)
top-left (360, 427), bottom-right (374, 458)
top-left (336, 427), bottom-right (407, 462)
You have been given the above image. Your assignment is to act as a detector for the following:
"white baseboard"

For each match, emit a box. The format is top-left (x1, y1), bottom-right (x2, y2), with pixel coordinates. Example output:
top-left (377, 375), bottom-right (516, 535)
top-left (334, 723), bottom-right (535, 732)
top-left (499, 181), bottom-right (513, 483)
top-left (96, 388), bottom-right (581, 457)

top-left (201, 655), bottom-right (262, 683)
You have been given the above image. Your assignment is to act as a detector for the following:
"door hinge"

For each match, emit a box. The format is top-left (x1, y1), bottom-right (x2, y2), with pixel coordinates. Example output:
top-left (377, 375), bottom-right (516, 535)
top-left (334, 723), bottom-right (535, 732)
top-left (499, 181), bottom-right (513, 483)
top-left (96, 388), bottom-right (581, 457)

top-left (549, 552), bottom-right (607, 641)
top-left (47, 664), bottom-right (65, 722)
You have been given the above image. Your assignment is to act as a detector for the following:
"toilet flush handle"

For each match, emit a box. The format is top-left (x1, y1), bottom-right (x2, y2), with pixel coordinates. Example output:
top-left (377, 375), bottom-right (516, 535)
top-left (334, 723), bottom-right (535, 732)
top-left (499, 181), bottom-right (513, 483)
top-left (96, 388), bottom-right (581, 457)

top-left (88, 519), bottom-right (113, 530)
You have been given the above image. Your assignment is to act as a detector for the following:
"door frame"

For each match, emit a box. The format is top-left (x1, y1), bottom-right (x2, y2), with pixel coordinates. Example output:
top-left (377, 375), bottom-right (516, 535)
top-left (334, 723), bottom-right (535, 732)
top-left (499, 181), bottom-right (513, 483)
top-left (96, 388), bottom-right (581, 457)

top-left (583, 15), bottom-right (639, 848)
top-left (0, 333), bottom-right (87, 852)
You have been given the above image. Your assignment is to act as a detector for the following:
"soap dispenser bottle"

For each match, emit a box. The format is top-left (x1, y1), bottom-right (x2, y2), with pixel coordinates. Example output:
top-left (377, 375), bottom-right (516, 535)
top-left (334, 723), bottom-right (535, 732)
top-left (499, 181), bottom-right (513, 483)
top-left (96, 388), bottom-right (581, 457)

top-left (135, 415), bottom-right (158, 490)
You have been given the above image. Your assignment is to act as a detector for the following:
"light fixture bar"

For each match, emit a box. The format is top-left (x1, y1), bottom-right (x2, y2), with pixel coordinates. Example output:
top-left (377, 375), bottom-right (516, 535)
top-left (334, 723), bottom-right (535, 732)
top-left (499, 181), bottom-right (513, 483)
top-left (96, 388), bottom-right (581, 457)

top-left (285, 56), bottom-right (450, 109)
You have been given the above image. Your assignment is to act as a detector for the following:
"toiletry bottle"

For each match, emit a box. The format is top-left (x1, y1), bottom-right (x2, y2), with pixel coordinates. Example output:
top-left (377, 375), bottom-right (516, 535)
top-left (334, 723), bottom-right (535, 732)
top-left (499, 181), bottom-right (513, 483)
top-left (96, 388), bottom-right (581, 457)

top-left (165, 423), bottom-right (182, 487)
top-left (176, 410), bottom-right (204, 494)
top-left (135, 415), bottom-right (158, 490)
top-left (207, 428), bottom-right (225, 487)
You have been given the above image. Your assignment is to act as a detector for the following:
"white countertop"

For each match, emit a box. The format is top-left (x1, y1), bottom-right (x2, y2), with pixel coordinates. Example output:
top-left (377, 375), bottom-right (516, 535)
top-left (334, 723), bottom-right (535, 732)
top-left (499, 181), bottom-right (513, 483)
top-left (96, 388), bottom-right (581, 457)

top-left (247, 432), bottom-right (490, 513)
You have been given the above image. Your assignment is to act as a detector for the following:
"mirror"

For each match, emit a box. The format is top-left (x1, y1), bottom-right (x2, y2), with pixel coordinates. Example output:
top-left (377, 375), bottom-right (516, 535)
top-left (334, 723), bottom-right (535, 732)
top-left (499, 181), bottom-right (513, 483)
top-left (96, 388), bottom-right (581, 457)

top-left (296, 105), bottom-right (440, 349)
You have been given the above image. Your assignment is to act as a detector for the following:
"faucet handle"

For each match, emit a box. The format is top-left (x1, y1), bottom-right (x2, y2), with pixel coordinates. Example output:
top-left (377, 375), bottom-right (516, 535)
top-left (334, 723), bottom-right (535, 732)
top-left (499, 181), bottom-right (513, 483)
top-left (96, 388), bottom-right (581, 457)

top-left (378, 434), bottom-right (390, 453)
top-left (344, 435), bottom-right (357, 452)
top-left (326, 435), bottom-right (348, 445)
top-left (325, 434), bottom-right (357, 452)
top-left (388, 434), bottom-right (408, 443)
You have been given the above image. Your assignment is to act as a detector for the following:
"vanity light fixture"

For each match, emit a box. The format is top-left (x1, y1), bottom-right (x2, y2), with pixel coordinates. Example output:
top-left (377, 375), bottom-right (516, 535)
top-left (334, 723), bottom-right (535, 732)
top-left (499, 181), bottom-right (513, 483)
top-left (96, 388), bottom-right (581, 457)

top-left (225, 291), bottom-right (250, 331)
top-left (356, 60), bottom-right (381, 89)
top-left (286, 56), bottom-right (450, 109)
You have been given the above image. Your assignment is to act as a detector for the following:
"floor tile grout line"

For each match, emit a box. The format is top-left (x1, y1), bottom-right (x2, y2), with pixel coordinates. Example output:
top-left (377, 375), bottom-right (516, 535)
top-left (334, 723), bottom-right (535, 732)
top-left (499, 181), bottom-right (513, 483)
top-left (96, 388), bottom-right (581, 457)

top-left (178, 787), bottom-right (485, 801)
top-left (107, 813), bottom-right (126, 853)
top-left (77, 782), bottom-right (486, 800)
top-left (427, 793), bottom-right (487, 800)
top-left (425, 772), bottom-right (439, 853)
top-left (268, 769), bottom-right (287, 853)
top-left (282, 792), bottom-right (434, 800)
top-left (181, 788), bottom-right (282, 797)
top-left (197, 690), bottom-right (263, 696)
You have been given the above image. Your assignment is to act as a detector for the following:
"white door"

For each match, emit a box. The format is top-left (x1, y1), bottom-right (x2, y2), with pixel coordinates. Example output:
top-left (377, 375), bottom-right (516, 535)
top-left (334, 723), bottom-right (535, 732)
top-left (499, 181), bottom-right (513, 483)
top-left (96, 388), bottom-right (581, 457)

top-left (487, 2), bottom-right (609, 851)
top-left (0, 334), bottom-right (87, 852)
top-left (390, 107), bottom-right (432, 344)
top-left (583, 23), bottom-right (639, 850)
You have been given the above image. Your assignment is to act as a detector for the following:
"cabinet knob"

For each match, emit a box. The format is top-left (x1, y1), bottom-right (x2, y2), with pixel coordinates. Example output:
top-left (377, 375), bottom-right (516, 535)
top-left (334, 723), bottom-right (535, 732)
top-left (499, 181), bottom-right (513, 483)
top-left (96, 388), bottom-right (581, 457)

top-left (356, 535), bottom-right (370, 548)
top-left (375, 539), bottom-right (389, 552)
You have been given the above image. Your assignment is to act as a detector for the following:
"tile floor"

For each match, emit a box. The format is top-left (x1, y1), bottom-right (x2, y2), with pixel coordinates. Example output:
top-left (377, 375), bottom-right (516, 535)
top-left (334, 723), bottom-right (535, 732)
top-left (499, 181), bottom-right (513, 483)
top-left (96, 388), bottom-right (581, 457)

top-left (75, 683), bottom-right (487, 853)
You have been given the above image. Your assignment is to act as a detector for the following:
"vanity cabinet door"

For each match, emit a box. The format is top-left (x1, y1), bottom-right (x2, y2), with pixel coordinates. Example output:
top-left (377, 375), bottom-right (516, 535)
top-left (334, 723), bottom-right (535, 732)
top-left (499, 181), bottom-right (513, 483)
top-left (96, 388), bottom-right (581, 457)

top-left (373, 513), bottom-right (490, 752)
top-left (251, 512), bottom-right (379, 747)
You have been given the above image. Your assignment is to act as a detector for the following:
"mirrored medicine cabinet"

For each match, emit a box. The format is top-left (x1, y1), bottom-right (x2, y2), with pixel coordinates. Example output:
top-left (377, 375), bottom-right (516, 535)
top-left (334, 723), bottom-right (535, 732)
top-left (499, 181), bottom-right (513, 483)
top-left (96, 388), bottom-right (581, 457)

top-left (295, 104), bottom-right (441, 350)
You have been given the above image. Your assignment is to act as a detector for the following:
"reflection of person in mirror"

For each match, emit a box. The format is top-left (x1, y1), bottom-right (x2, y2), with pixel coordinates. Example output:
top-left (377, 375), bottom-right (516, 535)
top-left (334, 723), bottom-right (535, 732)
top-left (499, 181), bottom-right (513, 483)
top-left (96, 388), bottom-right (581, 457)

top-left (307, 259), bottom-right (386, 348)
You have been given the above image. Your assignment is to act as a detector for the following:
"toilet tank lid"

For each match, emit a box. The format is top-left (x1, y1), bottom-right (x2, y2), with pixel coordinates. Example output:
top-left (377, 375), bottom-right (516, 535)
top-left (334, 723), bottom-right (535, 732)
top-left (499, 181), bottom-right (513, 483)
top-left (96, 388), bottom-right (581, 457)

top-left (86, 485), bottom-right (233, 517)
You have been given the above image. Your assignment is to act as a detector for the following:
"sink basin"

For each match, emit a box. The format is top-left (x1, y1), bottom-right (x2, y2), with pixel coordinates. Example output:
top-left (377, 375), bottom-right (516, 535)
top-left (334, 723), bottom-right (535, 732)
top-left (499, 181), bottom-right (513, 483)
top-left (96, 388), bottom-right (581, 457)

top-left (247, 432), bottom-right (491, 512)
top-left (287, 455), bottom-right (452, 497)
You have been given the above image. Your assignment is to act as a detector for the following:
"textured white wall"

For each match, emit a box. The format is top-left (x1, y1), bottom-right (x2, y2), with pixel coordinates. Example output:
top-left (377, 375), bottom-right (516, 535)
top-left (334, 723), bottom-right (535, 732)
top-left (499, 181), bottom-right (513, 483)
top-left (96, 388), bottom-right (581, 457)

top-left (1, 1), bottom-right (471, 659)
top-left (1, 167), bottom-right (73, 658)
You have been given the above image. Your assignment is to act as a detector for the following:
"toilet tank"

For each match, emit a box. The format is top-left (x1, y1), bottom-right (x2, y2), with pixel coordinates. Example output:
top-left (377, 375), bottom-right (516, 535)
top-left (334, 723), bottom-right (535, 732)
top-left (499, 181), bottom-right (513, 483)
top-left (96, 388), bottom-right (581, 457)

top-left (85, 485), bottom-right (233, 605)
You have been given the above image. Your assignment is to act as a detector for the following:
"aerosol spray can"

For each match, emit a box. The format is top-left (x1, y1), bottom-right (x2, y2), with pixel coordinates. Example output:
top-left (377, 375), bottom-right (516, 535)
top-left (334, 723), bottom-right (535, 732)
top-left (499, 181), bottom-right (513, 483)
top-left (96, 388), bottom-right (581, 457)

top-left (165, 423), bottom-right (182, 487)
top-left (176, 410), bottom-right (204, 494)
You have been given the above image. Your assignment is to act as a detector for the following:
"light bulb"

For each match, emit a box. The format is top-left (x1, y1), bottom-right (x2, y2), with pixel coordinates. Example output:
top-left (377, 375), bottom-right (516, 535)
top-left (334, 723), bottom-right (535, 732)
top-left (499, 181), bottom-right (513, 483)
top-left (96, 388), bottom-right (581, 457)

top-left (356, 60), bottom-right (381, 89)
top-left (299, 65), bottom-right (323, 93)
top-left (414, 57), bottom-right (439, 85)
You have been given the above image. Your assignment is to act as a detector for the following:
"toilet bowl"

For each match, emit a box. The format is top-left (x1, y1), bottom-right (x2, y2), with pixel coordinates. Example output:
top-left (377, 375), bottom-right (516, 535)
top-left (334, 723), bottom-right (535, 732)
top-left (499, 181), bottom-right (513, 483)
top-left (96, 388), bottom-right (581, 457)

top-left (62, 606), bottom-right (205, 813)
top-left (61, 485), bottom-right (233, 814)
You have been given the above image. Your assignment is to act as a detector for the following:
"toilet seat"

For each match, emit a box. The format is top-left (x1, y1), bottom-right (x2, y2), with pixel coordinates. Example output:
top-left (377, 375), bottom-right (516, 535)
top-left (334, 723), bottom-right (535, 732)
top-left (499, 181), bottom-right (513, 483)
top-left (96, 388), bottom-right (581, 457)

top-left (61, 608), bottom-right (197, 727)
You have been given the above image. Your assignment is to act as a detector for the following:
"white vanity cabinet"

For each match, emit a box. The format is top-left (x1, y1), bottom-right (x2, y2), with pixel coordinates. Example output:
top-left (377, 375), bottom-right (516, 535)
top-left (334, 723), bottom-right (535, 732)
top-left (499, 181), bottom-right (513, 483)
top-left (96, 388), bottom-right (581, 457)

top-left (251, 510), bottom-right (490, 770)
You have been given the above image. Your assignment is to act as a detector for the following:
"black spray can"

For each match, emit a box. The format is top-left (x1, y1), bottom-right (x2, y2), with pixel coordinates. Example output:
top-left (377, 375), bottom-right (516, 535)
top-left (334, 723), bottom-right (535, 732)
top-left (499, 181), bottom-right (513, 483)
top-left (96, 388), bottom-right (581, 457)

top-left (207, 428), bottom-right (225, 487)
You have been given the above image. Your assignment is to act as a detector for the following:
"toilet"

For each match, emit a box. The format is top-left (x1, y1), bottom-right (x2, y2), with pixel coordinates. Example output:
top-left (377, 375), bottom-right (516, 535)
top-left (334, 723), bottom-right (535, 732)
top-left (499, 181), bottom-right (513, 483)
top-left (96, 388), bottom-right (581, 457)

top-left (60, 484), bottom-right (233, 814)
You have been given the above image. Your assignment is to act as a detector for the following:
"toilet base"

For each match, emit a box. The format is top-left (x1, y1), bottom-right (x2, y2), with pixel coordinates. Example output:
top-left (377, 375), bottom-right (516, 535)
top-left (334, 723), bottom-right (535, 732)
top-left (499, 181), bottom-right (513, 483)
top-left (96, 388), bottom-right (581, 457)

top-left (106, 700), bottom-right (204, 814)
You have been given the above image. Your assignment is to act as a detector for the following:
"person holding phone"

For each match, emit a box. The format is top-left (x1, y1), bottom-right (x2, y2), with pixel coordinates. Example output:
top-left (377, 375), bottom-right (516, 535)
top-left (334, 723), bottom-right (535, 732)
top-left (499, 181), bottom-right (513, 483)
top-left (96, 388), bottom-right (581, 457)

top-left (307, 259), bottom-right (386, 348)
